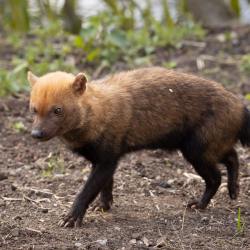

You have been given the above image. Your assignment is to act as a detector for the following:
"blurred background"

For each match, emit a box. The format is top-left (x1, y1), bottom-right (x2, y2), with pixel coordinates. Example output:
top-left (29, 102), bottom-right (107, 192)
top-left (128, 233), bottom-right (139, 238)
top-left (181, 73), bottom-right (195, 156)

top-left (0, 0), bottom-right (250, 96)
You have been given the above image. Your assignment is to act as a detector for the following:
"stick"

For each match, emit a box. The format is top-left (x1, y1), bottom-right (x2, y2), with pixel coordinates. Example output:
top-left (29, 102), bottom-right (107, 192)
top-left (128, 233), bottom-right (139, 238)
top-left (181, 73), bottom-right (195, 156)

top-left (2, 197), bottom-right (23, 201)
top-left (25, 228), bottom-right (42, 234)
top-left (224, 207), bottom-right (236, 214)
top-left (24, 187), bottom-right (53, 195)
top-left (23, 195), bottom-right (51, 204)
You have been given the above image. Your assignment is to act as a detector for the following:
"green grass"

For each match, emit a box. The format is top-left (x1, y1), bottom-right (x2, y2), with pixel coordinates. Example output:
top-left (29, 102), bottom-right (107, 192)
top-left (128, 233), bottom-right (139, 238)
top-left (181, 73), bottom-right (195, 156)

top-left (234, 208), bottom-right (245, 236)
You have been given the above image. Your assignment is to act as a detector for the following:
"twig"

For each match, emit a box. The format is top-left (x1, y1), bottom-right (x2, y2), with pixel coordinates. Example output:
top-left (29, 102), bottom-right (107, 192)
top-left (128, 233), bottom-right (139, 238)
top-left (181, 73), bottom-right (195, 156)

top-left (172, 210), bottom-right (182, 216)
top-left (24, 187), bottom-right (53, 195)
top-left (25, 228), bottom-right (42, 234)
top-left (12, 93), bottom-right (30, 100)
top-left (154, 240), bottom-right (167, 248)
top-left (200, 54), bottom-right (239, 65)
top-left (2, 197), bottom-right (24, 201)
top-left (0, 102), bottom-right (10, 111)
top-left (92, 63), bottom-right (106, 79)
top-left (23, 195), bottom-right (51, 204)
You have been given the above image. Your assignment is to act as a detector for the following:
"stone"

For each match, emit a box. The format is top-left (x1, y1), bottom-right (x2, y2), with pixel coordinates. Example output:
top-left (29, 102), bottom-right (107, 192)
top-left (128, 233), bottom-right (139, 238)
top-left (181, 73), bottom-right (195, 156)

top-left (11, 183), bottom-right (18, 191)
top-left (11, 228), bottom-right (19, 237)
top-left (159, 182), bottom-right (171, 188)
top-left (132, 232), bottom-right (142, 240)
top-left (129, 239), bottom-right (136, 244)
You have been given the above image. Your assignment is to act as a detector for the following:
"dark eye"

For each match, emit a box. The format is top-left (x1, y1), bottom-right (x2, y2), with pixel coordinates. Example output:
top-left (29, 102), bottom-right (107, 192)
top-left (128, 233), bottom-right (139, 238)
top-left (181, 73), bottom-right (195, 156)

top-left (32, 108), bottom-right (37, 114)
top-left (54, 108), bottom-right (61, 114)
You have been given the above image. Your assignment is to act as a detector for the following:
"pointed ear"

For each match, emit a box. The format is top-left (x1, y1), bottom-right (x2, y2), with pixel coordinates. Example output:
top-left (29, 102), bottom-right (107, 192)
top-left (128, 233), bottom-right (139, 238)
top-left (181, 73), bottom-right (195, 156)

top-left (27, 71), bottom-right (39, 87)
top-left (72, 73), bottom-right (88, 95)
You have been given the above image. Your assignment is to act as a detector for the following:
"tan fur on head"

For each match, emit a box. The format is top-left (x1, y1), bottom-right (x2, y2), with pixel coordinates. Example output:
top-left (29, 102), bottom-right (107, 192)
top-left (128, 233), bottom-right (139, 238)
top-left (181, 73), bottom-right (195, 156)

top-left (27, 71), bottom-right (39, 87)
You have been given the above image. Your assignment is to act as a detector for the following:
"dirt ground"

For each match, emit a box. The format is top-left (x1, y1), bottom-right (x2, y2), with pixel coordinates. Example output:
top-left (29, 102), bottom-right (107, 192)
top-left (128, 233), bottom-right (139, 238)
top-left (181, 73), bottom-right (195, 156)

top-left (1, 26), bottom-right (250, 250)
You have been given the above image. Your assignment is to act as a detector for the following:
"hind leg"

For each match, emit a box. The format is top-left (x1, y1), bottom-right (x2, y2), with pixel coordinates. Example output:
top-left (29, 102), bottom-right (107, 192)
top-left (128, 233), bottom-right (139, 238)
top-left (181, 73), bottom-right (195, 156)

top-left (220, 148), bottom-right (239, 200)
top-left (88, 177), bottom-right (113, 211)
top-left (187, 162), bottom-right (221, 209)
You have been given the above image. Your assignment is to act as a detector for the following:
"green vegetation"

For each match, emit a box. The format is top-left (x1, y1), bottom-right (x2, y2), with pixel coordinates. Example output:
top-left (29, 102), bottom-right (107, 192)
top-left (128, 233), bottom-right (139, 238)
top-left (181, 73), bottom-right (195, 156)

top-left (11, 122), bottom-right (27, 133)
top-left (234, 208), bottom-right (245, 236)
top-left (238, 54), bottom-right (250, 75)
top-left (0, 0), bottom-right (248, 97)
top-left (0, 0), bottom-right (207, 97)
top-left (41, 141), bottom-right (71, 177)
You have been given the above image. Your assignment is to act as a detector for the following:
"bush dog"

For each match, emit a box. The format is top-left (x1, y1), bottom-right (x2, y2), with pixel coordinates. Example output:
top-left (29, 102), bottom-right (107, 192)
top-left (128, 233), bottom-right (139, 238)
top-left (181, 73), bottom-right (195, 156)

top-left (28, 67), bottom-right (250, 227)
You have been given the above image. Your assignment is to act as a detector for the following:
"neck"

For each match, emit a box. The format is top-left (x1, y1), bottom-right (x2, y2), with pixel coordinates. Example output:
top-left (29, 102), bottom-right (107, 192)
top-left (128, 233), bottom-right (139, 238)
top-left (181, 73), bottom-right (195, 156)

top-left (60, 83), bottom-right (110, 149)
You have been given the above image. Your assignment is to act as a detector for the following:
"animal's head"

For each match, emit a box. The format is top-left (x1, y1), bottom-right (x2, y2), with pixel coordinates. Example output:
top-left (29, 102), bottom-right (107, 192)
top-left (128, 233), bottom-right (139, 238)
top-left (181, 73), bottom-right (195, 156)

top-left (28, 71), bottom-right (88, 141)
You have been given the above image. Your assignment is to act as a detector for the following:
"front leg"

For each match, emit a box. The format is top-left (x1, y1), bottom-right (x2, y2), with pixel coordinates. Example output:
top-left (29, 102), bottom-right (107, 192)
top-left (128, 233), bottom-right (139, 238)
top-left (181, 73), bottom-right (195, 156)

top-left (59, 162), bottom-right (117, 227)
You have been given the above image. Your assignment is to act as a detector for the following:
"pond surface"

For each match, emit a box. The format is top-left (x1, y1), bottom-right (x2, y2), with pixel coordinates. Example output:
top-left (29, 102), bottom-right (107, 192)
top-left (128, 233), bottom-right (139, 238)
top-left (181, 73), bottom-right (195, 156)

top-left (29, 0), bottom-right (250, 25)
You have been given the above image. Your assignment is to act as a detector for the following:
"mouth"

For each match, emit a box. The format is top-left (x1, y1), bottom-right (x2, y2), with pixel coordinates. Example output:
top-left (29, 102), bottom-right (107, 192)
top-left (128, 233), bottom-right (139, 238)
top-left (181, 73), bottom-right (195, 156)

top-left (32, 135), bottom-right (55, 142)
top-left (38, 137), bottom-right (53, 142)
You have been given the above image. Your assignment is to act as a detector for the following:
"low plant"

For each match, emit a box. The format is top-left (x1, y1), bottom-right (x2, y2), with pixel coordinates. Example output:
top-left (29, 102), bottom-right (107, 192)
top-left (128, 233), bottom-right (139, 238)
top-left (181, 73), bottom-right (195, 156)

top-left (11, 122), bottom-right (27, 133)
top-left (238, 54), bottom-right (250, 75)
top-left (0, 3), bottom-right (206, 97)
top-left (41, 141), bottom-right (72, 177)
top-left (234, 208), bottom-right (245, 236)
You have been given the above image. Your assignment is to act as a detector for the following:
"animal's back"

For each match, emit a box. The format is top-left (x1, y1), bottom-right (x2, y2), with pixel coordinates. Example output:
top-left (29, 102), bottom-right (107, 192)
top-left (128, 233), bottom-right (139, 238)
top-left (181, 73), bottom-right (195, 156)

top-left (92, 68), bottom-right (243, 161)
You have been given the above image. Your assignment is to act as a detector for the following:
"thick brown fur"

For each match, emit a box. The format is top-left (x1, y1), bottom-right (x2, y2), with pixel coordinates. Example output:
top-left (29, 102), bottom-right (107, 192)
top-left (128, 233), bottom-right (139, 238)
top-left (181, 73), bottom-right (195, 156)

top-left (28, 67), bottom-right (250, 227)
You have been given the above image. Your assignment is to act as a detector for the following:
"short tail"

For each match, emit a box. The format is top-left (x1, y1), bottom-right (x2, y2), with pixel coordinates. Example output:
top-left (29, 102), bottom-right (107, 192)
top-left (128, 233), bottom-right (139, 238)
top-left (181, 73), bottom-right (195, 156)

top-left (239, 106), bottom-right (250, 147)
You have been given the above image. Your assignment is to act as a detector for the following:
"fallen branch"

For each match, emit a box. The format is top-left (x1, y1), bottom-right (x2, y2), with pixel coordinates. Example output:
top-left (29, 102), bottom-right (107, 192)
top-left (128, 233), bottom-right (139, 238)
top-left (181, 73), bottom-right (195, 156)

top-left (23, 195), bottom-right (51, 204)
top-left (24, 187), bottom-right (53, 195)
top-left (2, 197), bottom-right (24, 201)
top-left (224, 206), bottom-right (236, 214)
top-left (25, 228), bottom-right (42, 234)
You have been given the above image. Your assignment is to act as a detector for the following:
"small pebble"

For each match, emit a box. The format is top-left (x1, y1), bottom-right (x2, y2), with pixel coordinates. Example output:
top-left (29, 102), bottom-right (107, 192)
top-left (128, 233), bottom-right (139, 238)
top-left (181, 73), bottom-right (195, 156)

top-left (129, 239), bottom-right (136, 244)
top-left (11, 183), bottom-right (18, 191)
top-left (43, 193), bottom-right (52, 199)
top-left (132, 232), bottom-right (142, 240)
top-left (159, 182), bottom-right (171, 188)
top-left (96, 239), bottom-right (107, 246)
top-left (40, 208), bottom-right (48, 213)
top-left (11, 228), bottom-right (19, 237)
top-left (75, 243), bottom-right (82, 248)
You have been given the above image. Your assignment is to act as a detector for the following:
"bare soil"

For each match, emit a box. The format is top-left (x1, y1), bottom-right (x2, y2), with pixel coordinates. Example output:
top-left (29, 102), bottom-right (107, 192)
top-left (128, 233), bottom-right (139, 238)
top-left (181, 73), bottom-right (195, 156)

top-left (1, 26), bottom-right (250, 250)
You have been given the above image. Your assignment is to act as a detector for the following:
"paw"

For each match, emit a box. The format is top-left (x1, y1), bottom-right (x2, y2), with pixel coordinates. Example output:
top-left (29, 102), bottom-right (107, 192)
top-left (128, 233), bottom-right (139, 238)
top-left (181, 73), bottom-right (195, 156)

top-left (58, 209), bottom-right (84, 228)
top-left (88, 200), bottom-right (112, 212)
top-left (187, 200), bottom-right (208, 209)
top-left (229, 184), bottom-right (239, 200)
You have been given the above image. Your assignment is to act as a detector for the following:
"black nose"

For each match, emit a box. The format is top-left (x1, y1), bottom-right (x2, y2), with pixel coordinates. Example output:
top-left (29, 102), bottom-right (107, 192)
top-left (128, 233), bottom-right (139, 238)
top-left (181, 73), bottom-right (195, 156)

top-left (31, 130), bottom-right (44, 139)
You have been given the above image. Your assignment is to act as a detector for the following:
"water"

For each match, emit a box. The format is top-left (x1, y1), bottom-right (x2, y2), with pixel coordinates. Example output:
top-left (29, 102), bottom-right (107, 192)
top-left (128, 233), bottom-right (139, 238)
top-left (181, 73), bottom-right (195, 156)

top-left (240, 0), bottom-right (250, 24)
top-left (28, 0), bottom-right (250, 25)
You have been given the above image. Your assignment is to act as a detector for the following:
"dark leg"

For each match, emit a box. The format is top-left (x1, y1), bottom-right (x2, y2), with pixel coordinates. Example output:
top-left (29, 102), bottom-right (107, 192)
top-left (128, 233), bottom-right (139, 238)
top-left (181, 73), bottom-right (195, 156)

top-left (220, 148), bottom-right (239, 200)
top-left (59, 161), bottom-right (117, 227)
top-left (88, 177), bottom-right (113, 211)
top-left (187, 162), bottom-right (221, 209)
